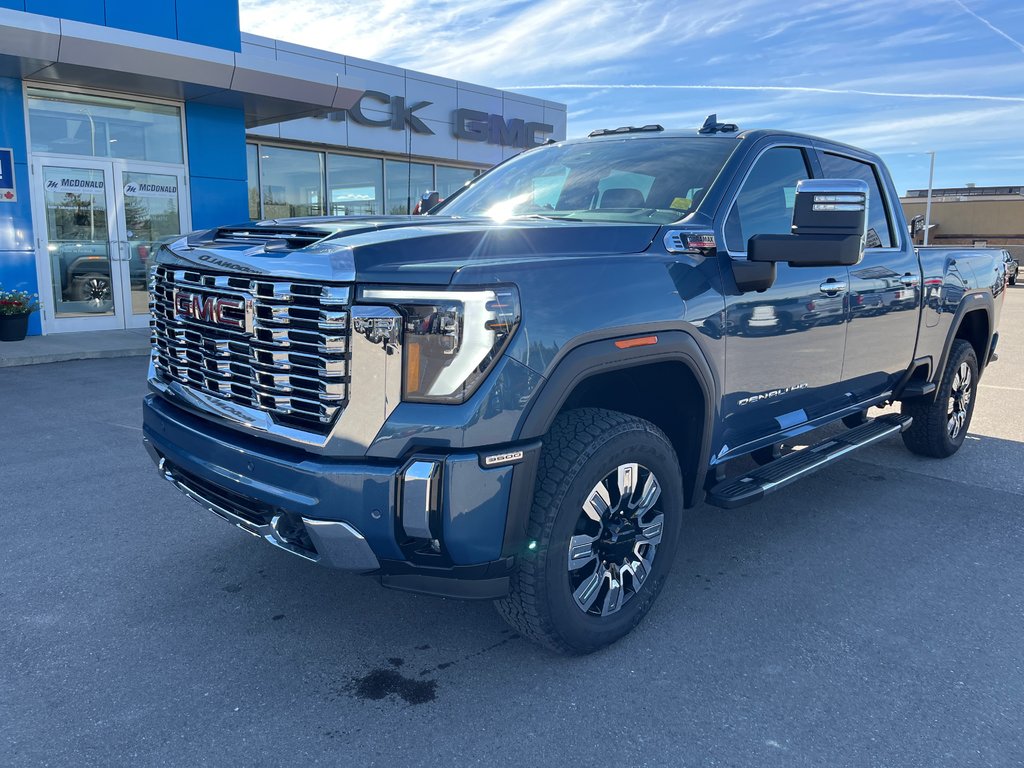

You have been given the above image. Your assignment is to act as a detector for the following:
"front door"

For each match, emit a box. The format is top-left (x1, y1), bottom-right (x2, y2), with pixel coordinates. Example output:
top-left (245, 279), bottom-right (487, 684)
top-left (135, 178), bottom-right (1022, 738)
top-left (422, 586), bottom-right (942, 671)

top-left (31, 158), bottom-right (187, 333)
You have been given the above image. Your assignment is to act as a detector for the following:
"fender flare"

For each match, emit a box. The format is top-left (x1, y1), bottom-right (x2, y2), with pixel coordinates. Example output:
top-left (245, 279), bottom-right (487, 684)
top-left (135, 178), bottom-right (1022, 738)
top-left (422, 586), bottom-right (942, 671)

top-left (514, 330), bottom-right (719, 508)
top-left (932, 291), bottom-right (995, 386)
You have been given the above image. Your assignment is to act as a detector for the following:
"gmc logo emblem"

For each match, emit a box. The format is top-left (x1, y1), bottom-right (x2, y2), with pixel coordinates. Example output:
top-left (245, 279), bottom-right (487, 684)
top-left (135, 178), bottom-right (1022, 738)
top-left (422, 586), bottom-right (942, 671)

top-left (173, 289), bottom-right (247, 331)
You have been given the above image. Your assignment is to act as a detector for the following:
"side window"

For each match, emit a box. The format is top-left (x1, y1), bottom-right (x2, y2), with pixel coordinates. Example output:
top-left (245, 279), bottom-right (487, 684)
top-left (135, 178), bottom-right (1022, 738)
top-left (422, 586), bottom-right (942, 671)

top-left (819, 153), bottom-right (893, 248)
top-left (725, 147), bottom-right (810, 252)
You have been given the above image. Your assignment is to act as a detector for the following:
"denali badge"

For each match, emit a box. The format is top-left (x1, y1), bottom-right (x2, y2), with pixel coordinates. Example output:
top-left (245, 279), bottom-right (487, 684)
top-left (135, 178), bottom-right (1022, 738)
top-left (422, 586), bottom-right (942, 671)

top-left (173, 289), bottom-right (249, 332)
top-left (738, 383), bottom-right (809, 406)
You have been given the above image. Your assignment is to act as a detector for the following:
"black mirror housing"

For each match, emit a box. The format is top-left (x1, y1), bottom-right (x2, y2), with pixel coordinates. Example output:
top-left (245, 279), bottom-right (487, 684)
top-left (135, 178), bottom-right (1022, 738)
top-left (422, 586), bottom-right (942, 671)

top-left (747, 178), bottom-right (868, 268)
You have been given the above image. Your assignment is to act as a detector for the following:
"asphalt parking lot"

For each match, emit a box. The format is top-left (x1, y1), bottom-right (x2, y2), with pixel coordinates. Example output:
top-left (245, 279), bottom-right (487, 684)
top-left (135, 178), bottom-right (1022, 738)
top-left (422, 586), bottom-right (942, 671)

top-left (4, 287), bottom-right (1023, 767)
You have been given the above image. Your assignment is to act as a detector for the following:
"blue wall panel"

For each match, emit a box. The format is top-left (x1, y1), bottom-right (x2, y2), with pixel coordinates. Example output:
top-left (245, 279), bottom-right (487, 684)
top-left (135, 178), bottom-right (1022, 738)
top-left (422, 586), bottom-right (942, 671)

top-left (185, 102), bottom-right (249, 228)
top-left (188, 178), bottom-right (248, 229)
top-left (104, 0), bottom-right (176, 38)
top-left (0, 251), bottom-right (43, 335)
top-left (0, 76), bottom-right (28, 158)
top-left (23, 0), bottom-right (242, 50)
top-left (26, 0), bottom-right (105, 25)
top-left (176, 0), bottom-right (241, 51)
top-left (0, 77), bottom-right (40, 336)
top-left (185, 102), bottom-right (247, 180)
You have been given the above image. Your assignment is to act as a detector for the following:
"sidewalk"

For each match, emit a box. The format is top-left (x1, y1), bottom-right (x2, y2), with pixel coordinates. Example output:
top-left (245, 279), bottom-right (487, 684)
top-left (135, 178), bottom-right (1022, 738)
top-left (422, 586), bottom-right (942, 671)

top-left (0, 328), bottom-right (150, 368)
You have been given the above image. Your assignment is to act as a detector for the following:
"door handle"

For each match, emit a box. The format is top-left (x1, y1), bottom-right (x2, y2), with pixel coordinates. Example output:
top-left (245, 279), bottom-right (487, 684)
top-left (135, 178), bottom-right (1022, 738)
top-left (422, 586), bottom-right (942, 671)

top-left (899, 273), bottom-right (919, 287)
top-left (819, 280), bottom-right (847, 295)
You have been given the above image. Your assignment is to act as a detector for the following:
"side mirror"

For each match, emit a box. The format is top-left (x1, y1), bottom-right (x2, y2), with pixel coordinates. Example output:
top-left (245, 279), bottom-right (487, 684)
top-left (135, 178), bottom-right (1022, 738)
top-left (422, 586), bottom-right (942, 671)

top-left (417, 190), bottom-right (441, 215)
top-left (748, 178), bottom-right (868, 268)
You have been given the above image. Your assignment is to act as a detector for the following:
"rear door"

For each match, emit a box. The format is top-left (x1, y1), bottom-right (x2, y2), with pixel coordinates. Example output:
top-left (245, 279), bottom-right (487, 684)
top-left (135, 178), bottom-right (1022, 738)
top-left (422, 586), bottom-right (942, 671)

top-left (817, 151), bottom-right (919, 398)
top-left (719, 144), bottom-right (850, 454)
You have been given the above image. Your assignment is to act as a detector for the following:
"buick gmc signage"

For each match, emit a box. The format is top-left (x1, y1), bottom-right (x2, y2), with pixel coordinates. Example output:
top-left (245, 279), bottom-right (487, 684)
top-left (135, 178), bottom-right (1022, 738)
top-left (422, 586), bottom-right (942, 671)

top-left (317, 90), bottom-right (555, 149)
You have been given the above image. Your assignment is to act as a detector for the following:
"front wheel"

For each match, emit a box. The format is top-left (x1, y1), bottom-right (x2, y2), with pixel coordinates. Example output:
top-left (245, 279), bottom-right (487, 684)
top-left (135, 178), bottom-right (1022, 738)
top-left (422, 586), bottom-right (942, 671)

top-left (495, 408), bottom-right (684, 654)
top-left (901, 339), bottom-right (978, 458)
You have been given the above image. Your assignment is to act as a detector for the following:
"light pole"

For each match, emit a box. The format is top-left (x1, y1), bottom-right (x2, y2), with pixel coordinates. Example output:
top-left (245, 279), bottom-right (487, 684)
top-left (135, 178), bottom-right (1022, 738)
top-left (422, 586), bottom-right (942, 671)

top-left (923, 151), bottom-right (935, 246)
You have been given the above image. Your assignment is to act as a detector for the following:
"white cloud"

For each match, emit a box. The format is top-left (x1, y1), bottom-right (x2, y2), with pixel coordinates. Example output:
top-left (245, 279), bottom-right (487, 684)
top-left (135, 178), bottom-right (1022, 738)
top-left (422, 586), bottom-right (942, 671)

top-left (950, 0), bottom-right (1024, 56)
top-left (500, 83), bottom-right (1024, 104)
top-left (237, 0), bottom-right (1024, 188)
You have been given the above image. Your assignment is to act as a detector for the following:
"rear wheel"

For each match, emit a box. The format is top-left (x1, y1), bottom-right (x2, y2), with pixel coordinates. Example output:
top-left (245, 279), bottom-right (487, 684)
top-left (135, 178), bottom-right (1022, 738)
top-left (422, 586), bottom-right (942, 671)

top-left (495, 408), bottom-right (684, 654)
top-left (901, 339), bottom-right (978, 458)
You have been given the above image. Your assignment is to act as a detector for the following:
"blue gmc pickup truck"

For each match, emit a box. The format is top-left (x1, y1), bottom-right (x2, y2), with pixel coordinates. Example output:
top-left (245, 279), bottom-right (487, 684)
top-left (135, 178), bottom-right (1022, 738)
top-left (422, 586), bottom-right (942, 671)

top-left (143, 118), bottom-right (1006, 654)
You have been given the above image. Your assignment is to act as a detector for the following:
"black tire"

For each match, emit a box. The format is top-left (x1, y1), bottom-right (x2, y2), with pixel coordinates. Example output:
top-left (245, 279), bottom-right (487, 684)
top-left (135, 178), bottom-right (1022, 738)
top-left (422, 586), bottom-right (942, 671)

top-left (495, 408), bottom-right (684, 654)
top-left (901, 339), bottom-right (978, 458)
top-left (1011, 275), bottom-right (1017, 286)
top-left (842, 410), bottom-right (869, 429)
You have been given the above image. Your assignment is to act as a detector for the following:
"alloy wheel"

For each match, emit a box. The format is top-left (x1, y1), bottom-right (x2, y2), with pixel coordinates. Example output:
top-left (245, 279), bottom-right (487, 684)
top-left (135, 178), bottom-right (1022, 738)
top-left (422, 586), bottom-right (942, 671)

top-left (947, 361), bottom-right (973, 440)
top-left (567, 463), bottom-right (664, 617)
top-left (82, 276), bottom-right (112, 309)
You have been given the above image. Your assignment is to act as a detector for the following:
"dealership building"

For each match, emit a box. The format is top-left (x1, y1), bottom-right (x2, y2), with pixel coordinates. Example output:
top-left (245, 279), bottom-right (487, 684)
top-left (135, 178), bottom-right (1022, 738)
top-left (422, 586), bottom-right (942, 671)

top-left (900, 185), bottom-right (1024, 263)
top-left (0, 0), bottom-right (567, 337)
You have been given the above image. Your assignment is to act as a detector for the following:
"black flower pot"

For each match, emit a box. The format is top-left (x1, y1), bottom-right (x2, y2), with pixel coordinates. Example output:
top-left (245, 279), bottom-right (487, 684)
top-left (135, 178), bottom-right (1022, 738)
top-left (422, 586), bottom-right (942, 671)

top-left (0, 313), bottom-right (30, 342)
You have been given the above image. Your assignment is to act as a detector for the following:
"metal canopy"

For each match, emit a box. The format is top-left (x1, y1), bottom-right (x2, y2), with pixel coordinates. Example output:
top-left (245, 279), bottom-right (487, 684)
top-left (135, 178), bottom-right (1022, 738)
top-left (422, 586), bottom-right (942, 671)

top-left (0, 8), bottom-right (363, 126)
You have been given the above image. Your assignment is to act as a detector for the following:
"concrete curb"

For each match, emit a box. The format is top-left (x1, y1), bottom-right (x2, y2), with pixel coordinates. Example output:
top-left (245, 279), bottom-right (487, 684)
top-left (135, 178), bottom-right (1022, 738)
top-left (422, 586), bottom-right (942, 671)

top-left (0, 346), bottom-right (149, 368)
top-left (0, 329), bottom-right (151, 368)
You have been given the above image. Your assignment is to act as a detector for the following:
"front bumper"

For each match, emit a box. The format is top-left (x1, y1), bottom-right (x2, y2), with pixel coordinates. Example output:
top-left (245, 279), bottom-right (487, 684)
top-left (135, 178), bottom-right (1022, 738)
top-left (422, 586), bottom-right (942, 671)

top-left (143, 394), bottom-right (540, 599)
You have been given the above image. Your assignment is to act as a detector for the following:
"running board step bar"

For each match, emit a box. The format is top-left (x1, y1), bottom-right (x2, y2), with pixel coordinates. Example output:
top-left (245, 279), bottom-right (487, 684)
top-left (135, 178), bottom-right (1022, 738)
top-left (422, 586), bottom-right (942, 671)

top-left (707, 413), bottom-right (914, 509)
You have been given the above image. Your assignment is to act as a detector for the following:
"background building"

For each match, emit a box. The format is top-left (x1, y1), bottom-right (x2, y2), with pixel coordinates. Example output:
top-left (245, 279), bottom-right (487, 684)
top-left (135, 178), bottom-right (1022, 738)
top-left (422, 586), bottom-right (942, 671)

top-left (0, 1), bottom-right (567, 337)
top-left (900, 185), bottom-right (1024, 263)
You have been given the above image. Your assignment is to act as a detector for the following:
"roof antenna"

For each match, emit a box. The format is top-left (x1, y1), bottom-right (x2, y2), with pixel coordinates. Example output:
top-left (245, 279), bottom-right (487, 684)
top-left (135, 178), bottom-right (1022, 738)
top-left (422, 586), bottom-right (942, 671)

top-left (699, 114), bottom-right (739, 134)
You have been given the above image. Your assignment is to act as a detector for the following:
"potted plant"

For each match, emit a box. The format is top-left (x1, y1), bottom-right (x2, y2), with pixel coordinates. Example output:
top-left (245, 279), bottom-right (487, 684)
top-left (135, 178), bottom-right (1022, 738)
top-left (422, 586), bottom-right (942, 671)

top-left (0, 286), bottom-right (40, 342)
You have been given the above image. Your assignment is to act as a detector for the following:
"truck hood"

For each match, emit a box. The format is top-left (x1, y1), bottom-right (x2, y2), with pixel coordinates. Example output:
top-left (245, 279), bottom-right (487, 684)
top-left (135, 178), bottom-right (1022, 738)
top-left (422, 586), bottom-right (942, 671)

top-left (158, 216), bottom-right (662, 284)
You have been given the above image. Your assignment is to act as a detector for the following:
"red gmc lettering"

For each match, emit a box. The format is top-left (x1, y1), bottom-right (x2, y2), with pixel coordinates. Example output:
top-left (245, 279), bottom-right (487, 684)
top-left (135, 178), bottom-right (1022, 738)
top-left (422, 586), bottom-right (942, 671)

top-left (173, 290), bottom-right (245, 330)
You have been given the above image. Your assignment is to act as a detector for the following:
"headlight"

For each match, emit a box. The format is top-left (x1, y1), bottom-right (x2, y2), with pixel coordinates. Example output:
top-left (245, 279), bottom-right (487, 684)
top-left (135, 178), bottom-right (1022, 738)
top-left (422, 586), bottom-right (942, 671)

top-left (359, 286), bottom-right (521, 403)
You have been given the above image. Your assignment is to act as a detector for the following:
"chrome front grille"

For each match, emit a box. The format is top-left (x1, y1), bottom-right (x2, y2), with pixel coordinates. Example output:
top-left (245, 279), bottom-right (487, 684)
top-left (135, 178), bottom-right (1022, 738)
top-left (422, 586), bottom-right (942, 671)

top-left (150, 266), bottom-right (350, 433)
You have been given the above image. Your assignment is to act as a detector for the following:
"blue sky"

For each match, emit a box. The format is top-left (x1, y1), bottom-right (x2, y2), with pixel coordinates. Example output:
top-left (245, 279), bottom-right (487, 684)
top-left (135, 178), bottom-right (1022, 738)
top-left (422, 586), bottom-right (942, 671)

top-left (239, 0), bottom-right (1024, 194)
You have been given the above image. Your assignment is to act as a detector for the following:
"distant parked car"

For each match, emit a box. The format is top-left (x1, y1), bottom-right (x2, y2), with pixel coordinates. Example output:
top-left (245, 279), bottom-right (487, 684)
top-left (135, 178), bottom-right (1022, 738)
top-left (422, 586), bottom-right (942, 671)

top-left (1004, 250), bottom-right (1019, 286)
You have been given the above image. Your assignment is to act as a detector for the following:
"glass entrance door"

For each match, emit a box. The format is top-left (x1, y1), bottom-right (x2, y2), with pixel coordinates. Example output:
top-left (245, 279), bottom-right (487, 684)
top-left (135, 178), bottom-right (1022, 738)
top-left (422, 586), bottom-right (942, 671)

top-left (114, 166), bottom-right (187, 324)
top-left (32, 158), bottom-right (187, 332)
top-left (35, 159), bottom-right (121, 331)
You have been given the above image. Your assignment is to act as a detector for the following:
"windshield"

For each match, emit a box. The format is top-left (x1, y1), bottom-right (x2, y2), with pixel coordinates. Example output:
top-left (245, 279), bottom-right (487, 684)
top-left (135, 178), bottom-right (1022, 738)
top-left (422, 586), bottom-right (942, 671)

top-left (434, 137), bottom-right (738, 224)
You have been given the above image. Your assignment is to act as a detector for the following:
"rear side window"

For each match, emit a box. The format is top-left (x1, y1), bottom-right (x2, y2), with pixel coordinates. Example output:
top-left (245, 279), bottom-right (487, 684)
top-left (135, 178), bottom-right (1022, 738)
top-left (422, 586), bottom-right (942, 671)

top-left (820, 153), bottom-right (894, 248)
top-left (725, 147), bottom-right (810, 252)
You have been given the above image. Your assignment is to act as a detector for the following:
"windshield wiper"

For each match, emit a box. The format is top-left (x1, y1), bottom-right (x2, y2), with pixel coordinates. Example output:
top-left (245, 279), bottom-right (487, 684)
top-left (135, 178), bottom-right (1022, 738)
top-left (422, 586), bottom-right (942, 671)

top-left (509, 213), bottom-right (582, 222)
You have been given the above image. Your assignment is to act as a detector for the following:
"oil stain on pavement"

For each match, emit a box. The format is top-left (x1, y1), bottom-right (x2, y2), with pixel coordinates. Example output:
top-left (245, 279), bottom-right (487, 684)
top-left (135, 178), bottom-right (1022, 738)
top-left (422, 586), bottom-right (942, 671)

top-left (348, 630), bottom-right (521, 705)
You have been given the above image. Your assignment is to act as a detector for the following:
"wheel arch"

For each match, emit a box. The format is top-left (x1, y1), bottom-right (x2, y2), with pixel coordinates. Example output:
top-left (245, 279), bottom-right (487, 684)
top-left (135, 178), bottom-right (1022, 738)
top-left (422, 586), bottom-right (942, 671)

top-left (934, 295), bottom-right (994, 386)
top-left (515, 331), bottom-right (718, 508)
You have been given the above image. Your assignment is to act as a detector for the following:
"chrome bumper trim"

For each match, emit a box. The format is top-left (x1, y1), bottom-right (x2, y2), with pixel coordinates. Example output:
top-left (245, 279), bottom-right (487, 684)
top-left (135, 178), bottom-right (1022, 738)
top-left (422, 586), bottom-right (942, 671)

top-left (158, 457), bottom-right (380, 572)
top-left (400, 460), bottom-right (440, 539)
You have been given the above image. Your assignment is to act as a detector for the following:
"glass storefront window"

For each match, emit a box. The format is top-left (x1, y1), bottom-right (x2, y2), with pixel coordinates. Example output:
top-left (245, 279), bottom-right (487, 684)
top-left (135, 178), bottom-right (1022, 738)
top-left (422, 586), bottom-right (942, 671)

top-left (259, 146), bottom-right (324, 218)
top-left (386, 160), bottom-right (434, 215)
top-left (245, 143), bottom-right (485, 220)
top-left (246, 144), bottom-right (260, 220)
top-left (327, 154), bottom-right (384, 216)
top-left (27, 88), bottom-right (183, 164)
top-left (436, 166), bottom-right (475, 201)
